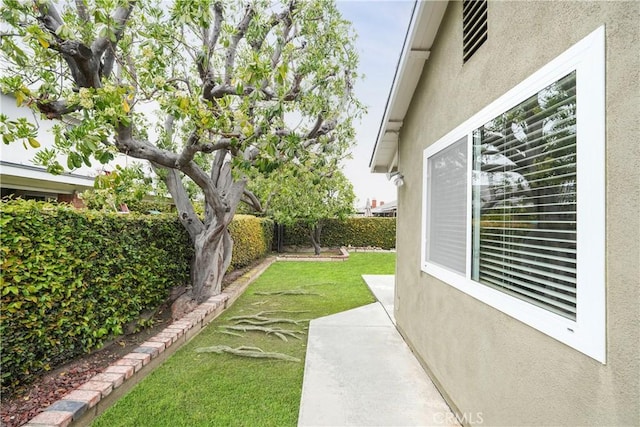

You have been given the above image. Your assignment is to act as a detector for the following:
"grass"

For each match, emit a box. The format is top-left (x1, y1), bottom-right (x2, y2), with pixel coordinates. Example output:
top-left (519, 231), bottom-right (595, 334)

top-left (92, 252), bottom-right (395, 427)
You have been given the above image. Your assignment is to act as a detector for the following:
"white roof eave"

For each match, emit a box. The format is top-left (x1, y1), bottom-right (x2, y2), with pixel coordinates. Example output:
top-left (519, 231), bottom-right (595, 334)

top-left (369, 0), bottom-right (449, 173)
top-left (0, 161), bottom-right (96, 194)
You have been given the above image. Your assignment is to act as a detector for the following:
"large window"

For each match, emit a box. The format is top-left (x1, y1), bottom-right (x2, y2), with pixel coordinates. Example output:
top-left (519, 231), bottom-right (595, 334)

top-left (421, 27), bottom-right (605, 362)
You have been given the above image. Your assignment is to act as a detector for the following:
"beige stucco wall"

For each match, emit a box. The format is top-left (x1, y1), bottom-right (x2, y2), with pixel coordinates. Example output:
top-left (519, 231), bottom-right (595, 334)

top-left (395, 1), bottom-right (639, 425)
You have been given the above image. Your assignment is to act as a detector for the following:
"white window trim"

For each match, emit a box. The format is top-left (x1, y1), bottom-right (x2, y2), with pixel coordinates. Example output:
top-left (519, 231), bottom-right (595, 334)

top-left (421, 26), bottom-right (605, 363)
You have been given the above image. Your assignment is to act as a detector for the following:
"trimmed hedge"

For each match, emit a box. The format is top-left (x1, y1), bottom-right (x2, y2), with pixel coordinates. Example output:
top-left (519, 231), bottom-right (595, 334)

top-left (0, 200), bottom-right (272, 395)
top-left (282, 217), bottom-right (396, 250)
top-left (0, 199), bottom-right (192, 394)
top-left (228, 214), bottom-right (273, 270)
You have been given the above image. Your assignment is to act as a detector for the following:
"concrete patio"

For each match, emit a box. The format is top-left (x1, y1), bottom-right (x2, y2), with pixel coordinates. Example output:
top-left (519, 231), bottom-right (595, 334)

top-left (298, 275), bottom-right (459, 427)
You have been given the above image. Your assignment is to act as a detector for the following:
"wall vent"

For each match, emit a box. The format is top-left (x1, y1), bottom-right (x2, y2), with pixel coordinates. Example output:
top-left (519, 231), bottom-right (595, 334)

top-left (463, 0), bottom-right (487, 63)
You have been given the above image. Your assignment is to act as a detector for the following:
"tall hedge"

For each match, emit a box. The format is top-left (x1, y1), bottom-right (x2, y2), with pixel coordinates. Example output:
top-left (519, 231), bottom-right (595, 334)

top-left (228, 214), bottom-right (274, 270)
top-left (0, 200), bottom-right (272, 395)
top-left (282, 217), bottom-right (396, 249)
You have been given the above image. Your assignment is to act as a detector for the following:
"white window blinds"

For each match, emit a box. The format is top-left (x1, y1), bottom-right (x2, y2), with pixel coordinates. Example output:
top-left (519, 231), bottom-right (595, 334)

top-left (426, 137), bottom-right (468, 274)
top-left (471, 72), bottom-right (577, 320)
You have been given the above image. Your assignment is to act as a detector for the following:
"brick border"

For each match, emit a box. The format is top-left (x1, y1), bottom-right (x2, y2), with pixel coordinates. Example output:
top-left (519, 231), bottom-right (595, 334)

top-left (24, 257), bottom-right (276, 427)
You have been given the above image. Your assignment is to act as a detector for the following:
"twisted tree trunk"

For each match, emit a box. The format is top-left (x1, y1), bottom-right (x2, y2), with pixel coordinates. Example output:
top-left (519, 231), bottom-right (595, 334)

top-left (191, 222), bottom-right (234, 301)
top-left (159, 153), bottom-right (246, 302)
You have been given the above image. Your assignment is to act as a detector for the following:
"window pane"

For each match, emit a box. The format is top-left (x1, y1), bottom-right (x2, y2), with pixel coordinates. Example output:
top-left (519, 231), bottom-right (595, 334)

top-left (472, 71), bottom-right (577, 320)
top-left (427, 137), bottom-right (468, 274)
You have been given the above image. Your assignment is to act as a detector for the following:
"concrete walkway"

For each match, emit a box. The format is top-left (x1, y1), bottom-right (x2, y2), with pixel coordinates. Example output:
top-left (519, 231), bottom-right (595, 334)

top-left (298, 275), bottom-right (459, 427)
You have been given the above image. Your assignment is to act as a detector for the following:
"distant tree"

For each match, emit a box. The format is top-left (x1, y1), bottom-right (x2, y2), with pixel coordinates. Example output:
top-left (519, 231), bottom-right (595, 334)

top-left (79, 164), bottom-right (151, 211)
top-left (246, 165), bottom-right (355, 254)
top-left (0, 0), bottom-right (362, 301)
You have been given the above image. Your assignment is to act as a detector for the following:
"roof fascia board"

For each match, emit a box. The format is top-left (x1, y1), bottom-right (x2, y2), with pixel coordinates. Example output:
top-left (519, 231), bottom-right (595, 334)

top-left (0, 161), bottom-right (95, 187)
top-left (369, 0), bottom-right (449, 172)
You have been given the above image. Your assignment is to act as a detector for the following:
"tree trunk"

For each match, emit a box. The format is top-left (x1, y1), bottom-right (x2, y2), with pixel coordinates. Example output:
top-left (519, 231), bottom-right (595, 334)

top-left (158, 158), bottom-right (246, 303)
top-left (191, 223), bottom-right (234, 302)
top-left (309, 224), bottom-right (322, 256)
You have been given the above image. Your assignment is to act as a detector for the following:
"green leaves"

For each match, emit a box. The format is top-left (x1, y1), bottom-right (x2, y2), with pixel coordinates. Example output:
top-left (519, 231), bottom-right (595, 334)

top-left (24, 24), bottom-right (51, 49)
top-left (1, 0), bottom-right (363, 243)
top-left (0, 199), bottom-right (275, 395)
top-left (282, 217), bottom-right (397, 250)
top-left (0, 114), bottom-right (39, 148)
top-left (246, 164), bottom-right (355, 231)
top-left (66, 152), bottom-right (84, 169)
top-left (0, 199), bottom-right (193, 395)
top-left (227, 215), bottom-right (273, 271)
top-left (82, 164), bottom-right (154, 211)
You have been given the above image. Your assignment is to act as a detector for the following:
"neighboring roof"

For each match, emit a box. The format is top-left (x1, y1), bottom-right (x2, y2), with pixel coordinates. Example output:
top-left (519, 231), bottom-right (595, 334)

top-left (0, 161), bottom-right (95, 194)
top-left (369, 0), bottom-right (448, 173)
top-left (372, 200), bottom-right (398, 215)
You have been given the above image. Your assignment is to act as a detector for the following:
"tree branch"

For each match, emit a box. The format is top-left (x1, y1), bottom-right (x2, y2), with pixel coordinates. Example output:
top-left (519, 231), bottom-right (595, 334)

top-left (210, 148), bottom-right (227, 186)
top-left (182, 161), bottom-right (226, 220)
top-left (102, 46), bottom-right (117, 80)
top-left (153, 164), bottom-right (204, 240)
top-left (269, 11), bottom-right (292, 69)
top-left (242, 189), bottom-right (264, 213)
top-left (207, 83), bottom-right (249, 98)
top-left (115, 124), bottom-right (178, 165)
top-left (257, 1), bottom-right (296, 91)
top-left (47, 37), bottom-right (97, 88)
top-left (224, 4), bottom-right (255, 85)
top-left (36, 99), bottom-right (81, 119)
top-left (91, 1), bottom-right (135, 57)
top-left (75, 0), bottom-right (89, 23)
top-left (176, 133), bottom-right (231, 168)
top-left (175, 133), bottom-right (200, 168)
top-left (283, 73), bottom-right (303, 101)
top-left (303, 134), bottom-right (335, 150)
top-left (223, 177), bottom-right (248, 225)
top-left (208, 2), bottom-right (224, 53)
top-left (36, 1), bottom-right (64, 33)
top-left (114, 124), bottom-right (223, 218)
top-left (306, 114), bottom-right (323, 139)
top-left (248, 12), bottom-right (277, 52)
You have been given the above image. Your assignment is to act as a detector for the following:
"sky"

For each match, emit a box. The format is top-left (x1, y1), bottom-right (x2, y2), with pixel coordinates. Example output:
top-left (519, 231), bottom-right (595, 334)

top-left (335, 1), bottom-right (415, 207)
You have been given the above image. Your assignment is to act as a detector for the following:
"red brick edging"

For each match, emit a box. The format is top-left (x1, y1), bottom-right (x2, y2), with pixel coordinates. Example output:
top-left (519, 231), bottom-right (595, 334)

top-left (23, 257), bottom-right (276, 427)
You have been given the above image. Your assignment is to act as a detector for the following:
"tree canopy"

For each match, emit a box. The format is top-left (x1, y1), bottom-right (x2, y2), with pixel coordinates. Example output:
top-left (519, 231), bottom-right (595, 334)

top-left (245, 164), bottom-right (355, 253)
top-left (0, 0), bottom-right (363, 299)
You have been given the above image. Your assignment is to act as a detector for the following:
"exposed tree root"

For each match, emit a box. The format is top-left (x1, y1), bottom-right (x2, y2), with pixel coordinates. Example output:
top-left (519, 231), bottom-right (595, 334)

top-left (229, 310), bottom-right (309, 320)
top-left (195, 345), bottom-right (300, 362)
top-left (303, 282), bottom-right (338, 287)
top-left (254, 289), bottom-right (320, 296)
top-left (234, 318), bottom-right (307, 326)
top-left (217, 330), bottom-right (245, 338)
top-left (229, 311), bottom-right (309, 327)
top-left (221, 325), bottom-right (305, 342)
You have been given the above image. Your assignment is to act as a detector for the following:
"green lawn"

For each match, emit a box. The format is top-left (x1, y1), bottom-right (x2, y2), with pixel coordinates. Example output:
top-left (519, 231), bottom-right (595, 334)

top-left (92, 252), bottom-right (395, 427)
